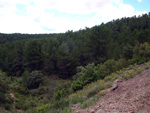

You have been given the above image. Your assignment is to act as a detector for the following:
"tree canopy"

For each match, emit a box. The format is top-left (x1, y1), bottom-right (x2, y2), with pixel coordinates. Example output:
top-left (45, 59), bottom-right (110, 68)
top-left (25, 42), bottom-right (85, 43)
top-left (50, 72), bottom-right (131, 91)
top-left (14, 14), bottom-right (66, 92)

top-left (0, 14), bottom-right (150, 79)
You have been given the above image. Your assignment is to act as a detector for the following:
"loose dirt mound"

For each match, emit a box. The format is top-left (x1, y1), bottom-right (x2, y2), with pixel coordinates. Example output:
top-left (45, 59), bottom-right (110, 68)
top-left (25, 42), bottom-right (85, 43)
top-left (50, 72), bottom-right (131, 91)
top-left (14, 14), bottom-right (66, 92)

top-left (74, 68), bottom-right (150, 113)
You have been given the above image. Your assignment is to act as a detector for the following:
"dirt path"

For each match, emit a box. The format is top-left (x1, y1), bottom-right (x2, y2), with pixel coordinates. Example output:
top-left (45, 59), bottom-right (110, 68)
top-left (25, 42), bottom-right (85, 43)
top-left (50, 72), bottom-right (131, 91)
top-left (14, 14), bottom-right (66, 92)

top-left (74, 68), bottom-right (150, 113)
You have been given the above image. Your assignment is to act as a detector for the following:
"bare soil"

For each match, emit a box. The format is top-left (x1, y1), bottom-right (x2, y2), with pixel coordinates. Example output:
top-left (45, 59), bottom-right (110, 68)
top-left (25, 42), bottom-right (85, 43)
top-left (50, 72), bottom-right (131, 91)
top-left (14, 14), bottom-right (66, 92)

top-left (74, 68), bottom-right (150, 113)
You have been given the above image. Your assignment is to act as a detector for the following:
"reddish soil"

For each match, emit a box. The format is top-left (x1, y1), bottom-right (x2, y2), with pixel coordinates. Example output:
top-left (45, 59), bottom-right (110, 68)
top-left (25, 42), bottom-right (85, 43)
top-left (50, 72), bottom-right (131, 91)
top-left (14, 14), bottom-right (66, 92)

top-left (74, 68), bottom-right (150, 113)
top-left (45, 74), bottom-right (60, 81)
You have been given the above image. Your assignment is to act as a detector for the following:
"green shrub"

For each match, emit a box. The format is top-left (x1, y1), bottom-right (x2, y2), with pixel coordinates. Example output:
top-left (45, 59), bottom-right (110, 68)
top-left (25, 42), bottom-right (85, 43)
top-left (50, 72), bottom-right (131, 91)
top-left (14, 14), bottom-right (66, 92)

top-left (15, 92), bottom-right (26, 101)
top-left (28, 95), bottom-right (39, 107)
top-left (53, 88), bottom-right (68, 100)
top-left (0, 73), bottom-right (8, 104)
top-left (71, 80), bottom-right (84, 92)
top-left (87, 89), bottom-right (98, 98)
top-left (0, 92), bottom-right (6, 104)
top-left (37, 87), bottom-right (46, 95)
top-left (70, 97), bottom-right (84, 104)
top-left (15, 101), bottom-right (30, 110)
top-left (37, 104), bottom-right (48, 113)
top-left (104, 81), bottom-right (112, 89)
top-left (6, 94), bottom-right (13, 104)
top-left (26, 108), bottom-right (37, 113)
top-left (14, 85), bottom-right (29, 95)
top-left (71, 63), bottom-right (98, 92)
top-left (111, 73), bottom-right (118, 81)
top-left (5, 103), bottom-right (10, 110)
top-left (96, 84), bottom-right (105, 91)
top-left (25, 71), bottom-right (44, 89)
top-left (0, 80), bottom-right (7, 92)
top-left (135, 67), bottom-right (143, 75)
top-left (137, 60), bottom-right (145, 65)
top-left (62, 107), bottom-right (72, 113)
top-left (104, 59), bottom-right (116, 73)
top-left (97, 59), bottom-right (119, 79)
top-left (98, 90), bottom-right (106, 97)
top-left (15, 102), bottom-right (24, 109)
top-left (22, 104), bottom-right (30, 111)
top-left (22, 70), bottom-right (29, 83)
top-left (133, 42), bottom-right (150, 64)
top-left (144, 62), bottom-right (150, 69)
top-left (104, 76), bottom-right (112, 82)
top-left (53, 99), bottom-right (69, 109)
top-left (80, 98), bottom-right (97, 109)
top-left (97, 64), bottom-right (109, 79)
top-left (124, 70), bottom-right (135, 80)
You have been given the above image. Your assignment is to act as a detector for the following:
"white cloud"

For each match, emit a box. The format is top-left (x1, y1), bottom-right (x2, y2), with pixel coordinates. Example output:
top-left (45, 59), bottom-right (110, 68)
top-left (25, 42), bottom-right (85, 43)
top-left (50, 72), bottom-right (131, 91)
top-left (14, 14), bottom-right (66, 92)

top-left (0, 0), bottom-right (148, 33)
top-left (137, 0), bottom-right (143, 2)
top-left (33, 0), bottom-right (123, 14)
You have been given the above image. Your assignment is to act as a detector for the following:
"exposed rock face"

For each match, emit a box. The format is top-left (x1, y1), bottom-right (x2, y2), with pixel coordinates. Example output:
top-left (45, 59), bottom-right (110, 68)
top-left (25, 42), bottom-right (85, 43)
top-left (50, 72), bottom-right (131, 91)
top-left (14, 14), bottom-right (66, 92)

top-left (111, 79), bottom-right (122, 91)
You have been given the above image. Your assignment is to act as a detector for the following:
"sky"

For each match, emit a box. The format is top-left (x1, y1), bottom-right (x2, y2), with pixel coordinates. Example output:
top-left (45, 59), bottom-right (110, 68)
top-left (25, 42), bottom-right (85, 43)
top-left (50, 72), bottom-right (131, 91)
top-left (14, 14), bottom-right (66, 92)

top-left (0, 0), bottom-right (149, 34)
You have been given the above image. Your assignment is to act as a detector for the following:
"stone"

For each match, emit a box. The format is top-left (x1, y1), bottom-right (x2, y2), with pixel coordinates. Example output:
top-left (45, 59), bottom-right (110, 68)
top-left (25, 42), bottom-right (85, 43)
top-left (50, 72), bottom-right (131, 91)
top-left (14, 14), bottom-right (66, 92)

top-left (96, 109), bottom-right (105, 113)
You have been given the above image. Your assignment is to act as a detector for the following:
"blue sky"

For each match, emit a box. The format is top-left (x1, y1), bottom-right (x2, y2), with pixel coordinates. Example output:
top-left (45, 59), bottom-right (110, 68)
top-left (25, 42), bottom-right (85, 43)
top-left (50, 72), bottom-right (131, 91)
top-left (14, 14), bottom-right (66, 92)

top-left (0, 0), bottom-right (149, 34)
top-left (124, 0), bottom-right (149, 11)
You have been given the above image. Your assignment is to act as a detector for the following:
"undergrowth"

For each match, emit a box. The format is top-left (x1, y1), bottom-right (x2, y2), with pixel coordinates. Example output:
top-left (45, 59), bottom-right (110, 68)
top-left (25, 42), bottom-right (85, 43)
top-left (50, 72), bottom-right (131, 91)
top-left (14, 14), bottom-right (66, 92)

top-left (1, 61), bottom-right (150, 113)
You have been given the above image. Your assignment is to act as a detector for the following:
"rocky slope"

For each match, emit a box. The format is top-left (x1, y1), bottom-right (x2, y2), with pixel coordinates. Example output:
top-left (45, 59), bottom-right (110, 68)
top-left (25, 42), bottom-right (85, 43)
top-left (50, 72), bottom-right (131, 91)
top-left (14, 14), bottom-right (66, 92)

top-left (74, 68), bottom-right (150, 113)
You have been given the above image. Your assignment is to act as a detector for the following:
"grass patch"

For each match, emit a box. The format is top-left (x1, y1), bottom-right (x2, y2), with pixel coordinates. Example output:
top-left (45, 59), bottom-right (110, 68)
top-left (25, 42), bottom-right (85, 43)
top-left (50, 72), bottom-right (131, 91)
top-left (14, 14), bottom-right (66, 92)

top-left (104, 76), bottom-right (112, 82)
top-left (136, 67), bottom-right (143, 75)
top-left (98, 90), bottom-right (106, 97)
top-left (104, 81), bottom-right (112, 89)
top-left (124, 70), bottom-right (136, 80)
top-left (70, 97), bottom-right (84, 104)
top-left (87, 89), bottom-right (98, 98)
top-left (61, 107), bottom-right (72, 113)
top-left (80, 98), bottom-right (97, 109)
top-left (144, 62), bottom-right (150, 69)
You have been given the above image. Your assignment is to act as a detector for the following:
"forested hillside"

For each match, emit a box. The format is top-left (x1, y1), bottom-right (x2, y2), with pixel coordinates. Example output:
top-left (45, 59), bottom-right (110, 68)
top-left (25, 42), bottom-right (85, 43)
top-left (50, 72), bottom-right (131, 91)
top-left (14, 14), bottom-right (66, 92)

top-left (0, 33), bottom-right (58, 44)
top-left (1, 13), bottom-right (150, 112)
top-left (1, 14), bottom-right (150, 78)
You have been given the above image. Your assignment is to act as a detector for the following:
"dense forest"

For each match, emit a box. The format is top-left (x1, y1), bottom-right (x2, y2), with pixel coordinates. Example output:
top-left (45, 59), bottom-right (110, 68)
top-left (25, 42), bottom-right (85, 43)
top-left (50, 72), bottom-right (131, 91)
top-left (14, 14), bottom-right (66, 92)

top-left (1, 13), bottom-right (150, 112)
top-left (1, 14), bottom-right (150, 78)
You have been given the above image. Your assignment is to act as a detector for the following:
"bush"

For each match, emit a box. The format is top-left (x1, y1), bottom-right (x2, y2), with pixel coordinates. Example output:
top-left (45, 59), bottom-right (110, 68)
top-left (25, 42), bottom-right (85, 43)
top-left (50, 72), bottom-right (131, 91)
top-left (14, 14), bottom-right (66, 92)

top-left (37, 104), bottom-right (48, 113)
top-left (0, 92), bottom-right (6, 104)
top-left (53, 99), bottom-right (69, 109)
top-left (97, 58), bottom-right (129, 80)
top-left (70, 97), bottom-right (84, 104)
top-left (0, 72), bottom-right (8, 104)
top-left (97, 64), bottom-right (109, 79)
top-left (133, 42), bottom-right (150, 64)
top-left (71, 80), bottom-right (84, 92)
top-left (104, 59), bottom-right (116, 73)
top-left (98, 90), bottom-right (106, 97)
top-left (71, 63), bottom-right (98, 92)
top-left (124, 70), bottom-right (136, 80)
top-left (53, 88), bottom-right (68, 100)
top-left (96, 59), bottom-right (117, 79)
top-left (25, 71), bottom-right (44, 89)
top-left (62, 107), bottom-right (72, 113)
top-left (87, 89), bottom-right (98, 98)
top-left (5, 103), bottom-right (10, 110)
top-left (116, 58), bottom-right (128, 70)
top-left (15, 102), bottom-right (24, 109)
top-left (104, 76), bottom-right (112, 82)
top-left (144, 62), bottom-right (150, 69)
top-left (28, 95), bottom-right (39, 107)
top-left (104, 81), bottom-right (113, 89)
top-left (13, 84), bottom-right (29, 95)
top-left (0, 80), bottom-right (7, 92)
top-left (15, 101), bottom-right (30, 110)
top-left (6, 94), bottom-right (13, 105)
